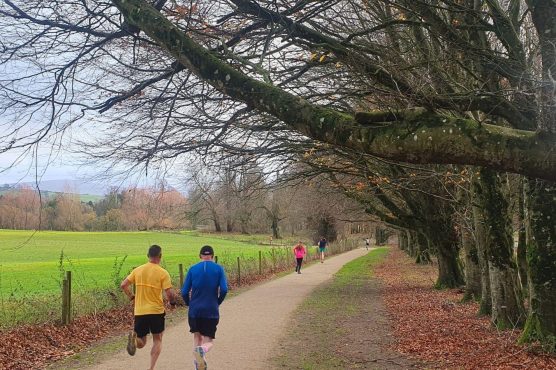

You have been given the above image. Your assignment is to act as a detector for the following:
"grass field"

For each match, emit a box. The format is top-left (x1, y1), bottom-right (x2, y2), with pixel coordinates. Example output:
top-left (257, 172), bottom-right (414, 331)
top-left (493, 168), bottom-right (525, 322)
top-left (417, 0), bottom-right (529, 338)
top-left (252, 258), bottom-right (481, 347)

top-left (0, 229), bottom-right (301, 297)
top-left (0, 230), bottom-right (356, 329)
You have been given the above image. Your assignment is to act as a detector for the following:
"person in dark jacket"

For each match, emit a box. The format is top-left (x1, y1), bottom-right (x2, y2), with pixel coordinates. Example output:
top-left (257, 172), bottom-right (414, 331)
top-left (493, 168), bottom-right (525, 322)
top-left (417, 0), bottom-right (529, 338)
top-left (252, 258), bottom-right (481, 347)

top-left (182, 245), bottom-right (228, 370)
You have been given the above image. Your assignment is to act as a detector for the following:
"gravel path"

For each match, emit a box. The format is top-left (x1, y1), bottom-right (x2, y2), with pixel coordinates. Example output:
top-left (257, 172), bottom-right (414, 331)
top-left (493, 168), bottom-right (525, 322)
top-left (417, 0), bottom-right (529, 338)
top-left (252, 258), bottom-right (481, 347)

top-left (86, 248), bottom-right (369, 370)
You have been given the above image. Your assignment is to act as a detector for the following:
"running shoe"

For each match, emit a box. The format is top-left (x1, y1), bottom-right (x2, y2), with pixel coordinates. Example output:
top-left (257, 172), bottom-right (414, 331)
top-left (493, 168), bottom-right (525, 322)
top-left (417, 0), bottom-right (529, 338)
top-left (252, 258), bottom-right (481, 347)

top-left (194, 346), bottom-right (207, 370)
top-left (126, 331), bottom-right (137, 356)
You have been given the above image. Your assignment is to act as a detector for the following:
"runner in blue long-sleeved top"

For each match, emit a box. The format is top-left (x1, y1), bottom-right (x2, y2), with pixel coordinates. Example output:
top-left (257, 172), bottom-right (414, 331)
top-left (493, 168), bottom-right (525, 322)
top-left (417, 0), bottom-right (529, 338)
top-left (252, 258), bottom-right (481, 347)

top-left (182, 245), bottom-right (227, 370)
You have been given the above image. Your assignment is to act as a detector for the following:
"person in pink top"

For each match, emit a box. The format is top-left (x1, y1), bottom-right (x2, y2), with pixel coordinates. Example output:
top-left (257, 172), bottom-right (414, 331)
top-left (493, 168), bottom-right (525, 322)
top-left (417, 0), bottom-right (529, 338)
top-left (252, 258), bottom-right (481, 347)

top-left (293, 241), bottom-right (306, 274)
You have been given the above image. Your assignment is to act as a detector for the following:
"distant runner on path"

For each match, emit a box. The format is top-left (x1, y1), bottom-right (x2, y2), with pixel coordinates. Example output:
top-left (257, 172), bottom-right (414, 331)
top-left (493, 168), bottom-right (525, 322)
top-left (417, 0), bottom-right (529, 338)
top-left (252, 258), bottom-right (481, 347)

top-left (293, 241), bottom-right (306, 273)
top-left (120, 245), bottom-right (176, 370)
top-left (182, 245), bottom-right (228, 370)
top-left (318, 237), bottom-right (328, 263)
top-left (365, 238), bottom-right (370, 250)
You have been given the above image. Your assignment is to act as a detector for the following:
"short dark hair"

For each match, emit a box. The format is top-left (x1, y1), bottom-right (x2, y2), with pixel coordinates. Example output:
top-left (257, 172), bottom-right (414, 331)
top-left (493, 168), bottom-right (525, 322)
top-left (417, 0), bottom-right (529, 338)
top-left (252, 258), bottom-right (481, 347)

top-left (148, 245), bottom-right (162, 258)
top-left (200, 245), bottom-right (214, 256)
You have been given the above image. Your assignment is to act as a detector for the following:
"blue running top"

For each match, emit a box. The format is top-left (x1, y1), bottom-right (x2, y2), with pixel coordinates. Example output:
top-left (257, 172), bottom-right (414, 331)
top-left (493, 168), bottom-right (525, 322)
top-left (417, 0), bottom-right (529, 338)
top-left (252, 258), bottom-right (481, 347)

top-left (182, 261), bottom-right (228, 319)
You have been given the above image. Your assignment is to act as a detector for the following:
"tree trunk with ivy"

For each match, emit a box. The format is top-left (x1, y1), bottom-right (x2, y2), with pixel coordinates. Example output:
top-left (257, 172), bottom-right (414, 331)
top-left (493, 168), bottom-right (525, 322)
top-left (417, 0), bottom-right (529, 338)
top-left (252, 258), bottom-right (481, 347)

top-left (462, 223), bottom-right (481, 301)
top-left (518, 0), bottom-right (556, 349)
top-left (472, 194), bottom-right (492, 316)
top-left (516, 179), bottom-right (528, 290)
top-left (375, 226), bottom-right (389, 245)
top-left (404, 230), bottom-right (416, 257)
top-left (426, 220), bottom-right (464, 288)
top-left (398, 230), bottom-right (408, 251)
top-left (519, 179), bottom-right (556, 350)
top-left (473, 169), bottom-right (525, 328)
top-left (415, 231), bottom-right (432, 264)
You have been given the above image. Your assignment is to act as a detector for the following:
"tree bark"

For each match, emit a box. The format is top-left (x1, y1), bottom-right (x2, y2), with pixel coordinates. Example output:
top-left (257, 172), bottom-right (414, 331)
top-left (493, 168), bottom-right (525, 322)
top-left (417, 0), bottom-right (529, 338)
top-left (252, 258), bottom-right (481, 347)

top-left (462, 223), bottom-right (482, 301)
top-left (415, 232), bottom-right (432, 264)
top-left (271, 216), bottom-right (280, 239)
top-left (398, 231), bottom-right (408, 251)
top-left (428, 226), bottom-right (464, 288)
top-left (211, 210), bottom-right (222, 232)
top-left (516, 178), bottom-right (528, 290)
top-left (472, 195), bottom-right (493, 316)
top-left (473, 169), bottom-right (525, 328)
top-left (519, 178), bottom-right (556, 350)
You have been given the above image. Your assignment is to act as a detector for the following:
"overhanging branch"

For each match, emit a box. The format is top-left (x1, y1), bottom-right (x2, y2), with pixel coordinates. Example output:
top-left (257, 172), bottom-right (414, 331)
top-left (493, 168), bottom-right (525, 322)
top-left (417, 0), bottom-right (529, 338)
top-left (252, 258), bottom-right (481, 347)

top-left (111, 0), bottom-right (556, 181)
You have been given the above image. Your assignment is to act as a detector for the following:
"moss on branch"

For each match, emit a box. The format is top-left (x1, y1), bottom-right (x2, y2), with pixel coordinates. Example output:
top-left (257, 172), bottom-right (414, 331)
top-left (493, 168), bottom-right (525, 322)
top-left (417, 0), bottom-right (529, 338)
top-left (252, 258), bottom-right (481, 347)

top-left (112, 0), bottom-right (556, 181)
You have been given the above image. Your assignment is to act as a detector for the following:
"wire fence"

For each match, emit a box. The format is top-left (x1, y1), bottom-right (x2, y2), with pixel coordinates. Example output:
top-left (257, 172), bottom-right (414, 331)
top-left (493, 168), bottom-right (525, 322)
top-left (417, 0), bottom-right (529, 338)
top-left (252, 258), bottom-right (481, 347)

top-left (0, 238), bottom-right (360, 330)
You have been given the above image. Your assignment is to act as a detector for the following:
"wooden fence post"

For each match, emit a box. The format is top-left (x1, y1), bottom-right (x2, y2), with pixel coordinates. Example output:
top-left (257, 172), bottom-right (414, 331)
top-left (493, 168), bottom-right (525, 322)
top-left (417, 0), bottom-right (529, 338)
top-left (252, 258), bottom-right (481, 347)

top-left (179, 264), bottom-right (184, 288)
top-left (61, 271), bottom-right (71, 325)
top-left (237, 256), bottom-right (241, 287)
top-left (61, 278), bottom-right (68, 325)
top-left (258, 250), bottom-right (262, 275)
top-left (67, 271), bottom-right (71, 324)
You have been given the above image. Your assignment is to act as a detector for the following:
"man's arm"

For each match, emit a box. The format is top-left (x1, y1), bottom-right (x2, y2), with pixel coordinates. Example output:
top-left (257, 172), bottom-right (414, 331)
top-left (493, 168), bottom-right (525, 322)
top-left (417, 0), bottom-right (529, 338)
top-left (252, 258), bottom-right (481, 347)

top-left (217, 268), bottom-right (228, 305)
top-left (181, 270), bottom-right (192, 306)
top-left (120, 278), bottom-right (135, 302)
top-left (165, 287), bottom-right (176, 306)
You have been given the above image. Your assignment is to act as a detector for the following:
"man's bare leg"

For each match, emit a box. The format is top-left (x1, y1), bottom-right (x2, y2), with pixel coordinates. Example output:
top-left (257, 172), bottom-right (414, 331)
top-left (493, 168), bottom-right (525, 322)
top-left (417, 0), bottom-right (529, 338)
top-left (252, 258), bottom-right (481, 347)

top-left (193, 332), bottom-right (214, 352)
top-left (137, 336), bottom-right (147, 349)
top-left (149, 333), bottom-right (163, 370)
top-left (201, 336), bottom-right (214, 353)
top-left (193, 332), bottom-right (203, 346)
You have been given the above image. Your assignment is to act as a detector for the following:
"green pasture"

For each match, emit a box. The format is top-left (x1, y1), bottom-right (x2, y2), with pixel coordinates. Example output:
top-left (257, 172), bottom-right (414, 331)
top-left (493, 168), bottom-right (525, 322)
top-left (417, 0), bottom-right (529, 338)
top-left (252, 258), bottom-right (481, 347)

top-left (0, 230), bottom-right (292, 297)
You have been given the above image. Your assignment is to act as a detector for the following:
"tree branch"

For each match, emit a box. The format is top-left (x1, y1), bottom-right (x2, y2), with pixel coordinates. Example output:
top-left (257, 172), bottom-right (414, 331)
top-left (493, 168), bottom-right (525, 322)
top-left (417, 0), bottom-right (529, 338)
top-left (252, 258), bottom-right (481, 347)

top-left (110, 0), bottom-right (556, 181)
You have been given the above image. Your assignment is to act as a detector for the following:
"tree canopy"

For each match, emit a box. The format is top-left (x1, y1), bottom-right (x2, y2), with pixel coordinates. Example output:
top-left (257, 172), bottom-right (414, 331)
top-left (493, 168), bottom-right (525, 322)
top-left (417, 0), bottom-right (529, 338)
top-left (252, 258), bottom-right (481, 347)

top-left (1, 0), bottom-right (555, 179)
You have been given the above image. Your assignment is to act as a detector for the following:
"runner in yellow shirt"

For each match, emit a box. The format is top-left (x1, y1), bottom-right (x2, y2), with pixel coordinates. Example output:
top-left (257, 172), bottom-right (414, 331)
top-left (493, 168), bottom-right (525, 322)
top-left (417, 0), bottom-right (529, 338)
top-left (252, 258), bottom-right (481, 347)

top-left (121, 245), bottom-right (176, 370)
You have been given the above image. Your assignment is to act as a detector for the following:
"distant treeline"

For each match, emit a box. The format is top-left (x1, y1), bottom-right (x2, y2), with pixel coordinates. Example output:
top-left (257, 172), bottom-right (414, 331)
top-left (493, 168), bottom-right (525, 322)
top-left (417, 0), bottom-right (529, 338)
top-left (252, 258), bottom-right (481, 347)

top-left (0, 184), bottom-right (187, 231)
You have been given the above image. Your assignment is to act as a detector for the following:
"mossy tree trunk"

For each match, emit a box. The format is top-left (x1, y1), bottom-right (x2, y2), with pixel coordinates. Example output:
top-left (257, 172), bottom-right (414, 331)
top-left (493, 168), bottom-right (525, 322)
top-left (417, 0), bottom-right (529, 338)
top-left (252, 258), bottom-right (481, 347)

top-left (472, 193), bottom-right (492, 316)
top-left (415, 232), bottom-right (432, 264)
top-left (407, 230), bottom-right (419, 257)
top-left (473, 169), bottom-right (525, 328)
top-left (516, 178), bottom-right (528, 290)
top-left (398, 230), bottom-right (407, 251)
top-left (457, 177), bottom-right (481, 300)
top-left (375, 226), bottom-right (390, 245)
top-left (519, 0), bottom-right (556, 349)
top-left (462, 223), bottom-right (481, 301)
top-left (427, 222), bottom-right (464, 288)
top-left (519, 179), bottom-right (556, 350)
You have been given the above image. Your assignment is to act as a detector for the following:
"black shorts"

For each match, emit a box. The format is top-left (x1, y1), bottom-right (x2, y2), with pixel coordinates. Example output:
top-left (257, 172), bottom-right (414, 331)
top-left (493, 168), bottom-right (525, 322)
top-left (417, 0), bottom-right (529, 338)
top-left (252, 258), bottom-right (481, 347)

top-left (188, 317), bottom-right (219, 339)
top-left (134, 313), bottom-right (165, 338)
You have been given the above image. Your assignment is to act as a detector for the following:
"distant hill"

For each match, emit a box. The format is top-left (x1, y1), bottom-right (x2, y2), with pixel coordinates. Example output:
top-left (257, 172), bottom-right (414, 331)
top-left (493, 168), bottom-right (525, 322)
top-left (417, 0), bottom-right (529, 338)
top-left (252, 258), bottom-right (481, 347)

top-left (0, 179), bottom-right (107, 202)
top-left (0, 179), bottom-right (108, 195)
top-left (0, 186), bottom-right (104, 203)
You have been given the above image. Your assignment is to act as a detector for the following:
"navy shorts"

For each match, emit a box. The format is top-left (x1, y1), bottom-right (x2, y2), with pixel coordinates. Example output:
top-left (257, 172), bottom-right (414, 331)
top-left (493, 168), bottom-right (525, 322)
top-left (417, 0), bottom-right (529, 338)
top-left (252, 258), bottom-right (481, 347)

top-left (189, 317), bottom-right (219, 339)
top-left (134, 313), bottom-right (165, 338)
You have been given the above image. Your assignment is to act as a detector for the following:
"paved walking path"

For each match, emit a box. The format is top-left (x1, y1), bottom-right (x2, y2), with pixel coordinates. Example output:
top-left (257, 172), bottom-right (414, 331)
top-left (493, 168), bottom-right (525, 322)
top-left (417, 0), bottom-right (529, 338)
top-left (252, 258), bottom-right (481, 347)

top-left (87, 248), bottom-right (369, 370)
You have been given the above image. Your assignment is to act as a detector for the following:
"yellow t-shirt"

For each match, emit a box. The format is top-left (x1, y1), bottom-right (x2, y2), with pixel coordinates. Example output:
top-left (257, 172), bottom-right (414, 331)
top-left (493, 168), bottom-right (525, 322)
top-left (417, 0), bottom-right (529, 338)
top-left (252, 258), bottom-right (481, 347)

top-left (127, 262), bottom-right (172, 316)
